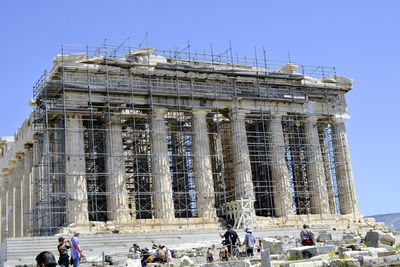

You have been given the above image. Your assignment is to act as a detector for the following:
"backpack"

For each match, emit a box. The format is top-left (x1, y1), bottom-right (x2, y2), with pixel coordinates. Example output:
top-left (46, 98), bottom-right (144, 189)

top-left (228, 230), bottom-right (238, 245)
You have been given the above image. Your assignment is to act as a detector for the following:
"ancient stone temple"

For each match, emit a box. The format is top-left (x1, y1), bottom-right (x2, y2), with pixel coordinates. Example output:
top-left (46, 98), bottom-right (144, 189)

top-left (0, 44), bottom-right (361, 238)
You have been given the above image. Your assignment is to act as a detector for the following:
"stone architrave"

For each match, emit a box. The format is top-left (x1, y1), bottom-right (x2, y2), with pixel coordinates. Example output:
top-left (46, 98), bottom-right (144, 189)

top-left (65, 114), bottom-right (89, 225)
top-left (7, 165), bottom-right (16, 238)
top-left (150, 108), bottom-right (175, 219)
top-left (331, 120), bottom-right (360, 215)
top-left (304, 117), bottom-right (330, 214)
top-left (268, 115), bottom-right (294, 217)
top-left (23, 145), bottom-right (33, 236)
top-left (230, 109), bottom-right (255, 200)
top-left (105, 115), bottom-right (131, 223)
top-left (14, 155), bottom-right (24, 237)
top-left (191, 109), bottom-right (216, 218)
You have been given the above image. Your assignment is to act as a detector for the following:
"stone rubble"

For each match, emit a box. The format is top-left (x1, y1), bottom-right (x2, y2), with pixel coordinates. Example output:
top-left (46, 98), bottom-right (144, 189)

top-left (16, 227), bottom-right (398, 267)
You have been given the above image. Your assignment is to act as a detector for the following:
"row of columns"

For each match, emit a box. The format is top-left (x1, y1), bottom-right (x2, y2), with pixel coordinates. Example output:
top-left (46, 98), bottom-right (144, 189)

top-left (0, 145), bottom-right (34, 241)
top-left (1, 108), bottom-right (359, 239)
top-left (63, 109), bottom-right (359, 225)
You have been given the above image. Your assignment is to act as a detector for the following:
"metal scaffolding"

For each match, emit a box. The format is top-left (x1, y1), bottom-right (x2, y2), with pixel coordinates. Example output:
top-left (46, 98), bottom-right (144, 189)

top-left (28, 42), bottom-right (358, 236)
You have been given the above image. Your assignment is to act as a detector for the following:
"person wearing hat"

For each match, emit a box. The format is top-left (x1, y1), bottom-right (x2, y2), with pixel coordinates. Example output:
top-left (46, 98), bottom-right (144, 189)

top-left (155, 244), bottom-right (166, 263)
top-left (243, 228), bottom-right (256, 256)
top-left (71, 231), bottom-right (84, 267)
top-left (129, 243), bottom-right (141, 259)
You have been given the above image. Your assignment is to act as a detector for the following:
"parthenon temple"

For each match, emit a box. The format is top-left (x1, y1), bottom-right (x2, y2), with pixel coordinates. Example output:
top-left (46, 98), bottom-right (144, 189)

top-left (0, 44), bottom-right (361, 239)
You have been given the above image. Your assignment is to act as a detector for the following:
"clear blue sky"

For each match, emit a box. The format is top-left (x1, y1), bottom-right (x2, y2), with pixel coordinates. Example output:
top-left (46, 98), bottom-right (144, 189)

top-left (0, 0), bottom-right (398, 216)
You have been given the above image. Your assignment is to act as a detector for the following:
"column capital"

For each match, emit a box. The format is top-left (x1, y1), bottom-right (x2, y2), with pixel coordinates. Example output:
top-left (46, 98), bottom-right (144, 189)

top-left (16, 152), bottom-right (25, 161)
top-left (152, 107), bottom-right (167, 115)
top-left (270, 112), bottom-right (286, 120)
top-left (305, 116), bottom-right (320, 122)
top-left (332, 113), bottom-right (350, 123)
top-left (24, 143), bottom-right (34, 152)
top-left (229, 108), bottom-right (249, 119)
top-left (107, 115), bottom-right (122, 125)
top-left (192, 108), bottom-right (208, 117)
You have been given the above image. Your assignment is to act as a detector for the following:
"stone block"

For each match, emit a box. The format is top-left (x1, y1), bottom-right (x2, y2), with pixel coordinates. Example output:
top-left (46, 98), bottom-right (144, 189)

top-left (365, 231), bottom-right (379, 247)
top-left (377, 254), bottom-right (400, 266)
top-left (361, 247), bottom-right (388, 257)
top-left (317, 245), bottom-right (336, 255)
top-left (329, 258), bottom-right (361, 267)
top-left (343, 234), bottom-right (355, 241)
top-left (261, 249), bottom-right (271, 267)
top-left (343, 250), bottom-right (370, 258)
top-left (180, 255), bottom-right (194, 266)
top-left (317, 233), bottom-right (332, 242)
top-left (331, 232), bottom-right (343, 241)
top-left (288, 246), bottom-right (319, 259)
top-left (356, 255), bottom-right (378, 267)
top-left (262, 237), bottom-right (283, 254)
top-left (366, 230), bottom-right (396, 247)
top-left (283, 260), bottom-right (324, 267)
top-left (200, 260), bottom-right (251, 267)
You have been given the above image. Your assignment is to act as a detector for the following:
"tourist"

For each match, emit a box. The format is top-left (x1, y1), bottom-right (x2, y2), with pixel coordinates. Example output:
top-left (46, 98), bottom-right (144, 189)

top-left (219, 246), bottom-right (229, 261)
top-left (154, 244), bottom-right (166, 263)
top-left (149, 243), bottom-right (158, 259)
top-left (129, 243), bottom-right (141, 260)
top-left (57, 237), bottom-right (71, 267)
top-left (164, 246), bottom-right (173, 266)
top-left (219, 224), bottom-right (240, 258)
top-left (300, 224), bottom-right (315, 246)
top-left (36, 251), bottom-right (57, 267)
top-left (141, 247), bottom-right (151, 267)
top-left (206, 246), bottom-right (214, 262)
top-left (243, 228), bottom-right (256, 256)
top-left (71, 231), bottom-right (84, 267)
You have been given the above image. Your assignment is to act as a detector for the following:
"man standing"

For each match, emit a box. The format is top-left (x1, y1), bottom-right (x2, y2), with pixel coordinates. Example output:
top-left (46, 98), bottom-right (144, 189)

top-left (71, 231), bottom-right (84, 267)
top-left (219, 224), bottom-right (240, 258)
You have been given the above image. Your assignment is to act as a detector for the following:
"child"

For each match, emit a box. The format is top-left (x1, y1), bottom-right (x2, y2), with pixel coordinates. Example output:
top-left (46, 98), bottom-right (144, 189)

top-left (57, 237), bottom-right (71, 267)
top-left (206, 246), bottom-right (214, 262)
top-left (219, 246), bottom-right (229, 261)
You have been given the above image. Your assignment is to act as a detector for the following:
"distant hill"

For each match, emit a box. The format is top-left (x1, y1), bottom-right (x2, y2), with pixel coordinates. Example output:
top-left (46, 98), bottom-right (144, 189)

top-left (367, 212), bottom-right (400, 232)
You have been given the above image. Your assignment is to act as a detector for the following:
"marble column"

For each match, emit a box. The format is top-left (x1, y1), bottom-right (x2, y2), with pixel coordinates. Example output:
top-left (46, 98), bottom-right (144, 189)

top-left (318, 124), bottom-right (337, 214)
top-left (0, 174), bottom-right (5, 241)
top-left (23, 145), bottom-right (34, 236)
top-left (304, 117), bottom-right (330, 214)
top-left (268, 115), bottom-right (294, 217)
top-left (14, 155), bottom-right (24, 237)
top-left (105, 115), bottom-right (131, 223)
top-left (150, 108), bottom-right (175, 219)
top-left (192, 109), bottom-right (217, 218)
top-left (65, 114), bottom-right (89, 225)
top-left (230, 109), bottom-right (255, 200)
top-left (331, 120), bottom-right (359, 215)
top-left (7, 165), bottom-right (16, 238)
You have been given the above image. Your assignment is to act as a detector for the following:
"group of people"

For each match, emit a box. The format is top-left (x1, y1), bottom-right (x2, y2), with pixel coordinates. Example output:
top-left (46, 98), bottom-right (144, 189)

top-left (129, 242), bottom-right (172, 266)
top-left (216, 224), bottom-right (259, 261)
top-left (35, 224), bottom-right (315, 267)
top-left (35, 230), bottom-right (84, 267)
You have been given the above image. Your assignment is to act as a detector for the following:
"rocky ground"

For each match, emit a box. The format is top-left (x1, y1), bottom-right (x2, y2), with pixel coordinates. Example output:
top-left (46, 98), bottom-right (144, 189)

top-left (62, 227), bottom-right (400, 267)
